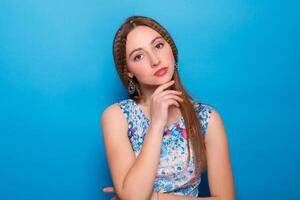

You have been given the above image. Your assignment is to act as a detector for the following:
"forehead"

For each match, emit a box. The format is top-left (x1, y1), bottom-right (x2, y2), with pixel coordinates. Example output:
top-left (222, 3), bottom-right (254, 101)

top-left (126, 25), bottom-right (161, 50)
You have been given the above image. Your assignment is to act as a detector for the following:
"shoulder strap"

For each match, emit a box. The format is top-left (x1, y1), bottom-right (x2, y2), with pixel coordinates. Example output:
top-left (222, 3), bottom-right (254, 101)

top-left (117, 99), bottom-right (132, 122)
top-left (193, 102), bottom-right (214, 135)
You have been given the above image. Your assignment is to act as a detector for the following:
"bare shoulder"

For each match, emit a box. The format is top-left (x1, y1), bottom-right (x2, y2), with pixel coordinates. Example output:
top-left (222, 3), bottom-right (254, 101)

top-left (205, 108), bottom-right (227, 144)
top-left (101, 103), bottom-right (123, 121)
top-left (208, 109), bottom-right (224, 130)
top-left (101, 103), bottom-right (128, 132)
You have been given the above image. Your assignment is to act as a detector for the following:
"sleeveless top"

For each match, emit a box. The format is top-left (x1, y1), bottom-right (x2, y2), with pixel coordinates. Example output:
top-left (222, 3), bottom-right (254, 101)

top-left (117, 98), bottom-right (213, 197)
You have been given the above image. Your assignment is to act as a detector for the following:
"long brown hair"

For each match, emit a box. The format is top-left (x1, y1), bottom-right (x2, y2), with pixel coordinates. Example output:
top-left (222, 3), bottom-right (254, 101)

top-left (112, 16), bottom-right (207, 177)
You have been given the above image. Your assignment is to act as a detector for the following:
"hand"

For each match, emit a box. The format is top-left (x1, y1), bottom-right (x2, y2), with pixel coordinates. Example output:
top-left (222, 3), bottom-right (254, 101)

top-left (102, 186), bottom-right (120, 200)
top-left (149, 80), bottom-right (183, 130)
top-left (103, 186), bottom-right (159, 200)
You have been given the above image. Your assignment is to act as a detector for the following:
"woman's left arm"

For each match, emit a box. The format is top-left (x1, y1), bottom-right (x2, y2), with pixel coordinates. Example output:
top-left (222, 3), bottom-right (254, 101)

top-left (154, 109), bottom-right (236, 200)
top-left (203, 109), bottom-right (236, 200)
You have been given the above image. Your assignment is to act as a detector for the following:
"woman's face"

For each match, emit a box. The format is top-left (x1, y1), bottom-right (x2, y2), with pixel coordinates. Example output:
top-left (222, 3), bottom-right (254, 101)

top-left (125, 25), bottom-right (175, 87)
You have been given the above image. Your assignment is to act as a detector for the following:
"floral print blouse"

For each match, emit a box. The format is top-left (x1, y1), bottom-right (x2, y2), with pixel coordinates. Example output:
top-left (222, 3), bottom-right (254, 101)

top-left (117, 98), bottom-right (213, 197)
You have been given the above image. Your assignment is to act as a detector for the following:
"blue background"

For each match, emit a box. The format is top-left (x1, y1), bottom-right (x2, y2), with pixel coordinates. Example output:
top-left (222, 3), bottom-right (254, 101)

top-left (1, 0), bottom-right (299, 199)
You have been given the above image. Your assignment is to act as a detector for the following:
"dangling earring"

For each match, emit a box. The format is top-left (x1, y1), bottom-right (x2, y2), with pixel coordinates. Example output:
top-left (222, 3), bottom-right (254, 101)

top-left (128, 78), bottom-right (136, 94)
top-left (174, 63), bottom-right (178, 70)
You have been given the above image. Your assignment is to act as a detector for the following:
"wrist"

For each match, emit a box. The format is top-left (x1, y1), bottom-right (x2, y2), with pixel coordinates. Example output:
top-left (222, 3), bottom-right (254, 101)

top-left (149, 123), bottom-right (164, 133)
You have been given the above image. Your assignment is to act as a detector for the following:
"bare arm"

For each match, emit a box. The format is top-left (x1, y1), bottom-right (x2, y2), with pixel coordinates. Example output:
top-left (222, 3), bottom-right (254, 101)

top-left (103, 187), bottom-right (220, 200)
top-left (101, 80), bottom-right (183, 200)
top-left (101, 104), bottom-right (164, 200)
top-left (149, 108), bottom-right (235, 200)
top-left (204, 109), bottom-right (236, 200)
top-left (102, 107), bottom-right (235, 200)
top-left (151, 192), bottom-right (220, 200)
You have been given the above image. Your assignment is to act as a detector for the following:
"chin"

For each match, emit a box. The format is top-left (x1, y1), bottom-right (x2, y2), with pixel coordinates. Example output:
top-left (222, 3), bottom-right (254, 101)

top-left (155, 76), bottom-right (173, 85)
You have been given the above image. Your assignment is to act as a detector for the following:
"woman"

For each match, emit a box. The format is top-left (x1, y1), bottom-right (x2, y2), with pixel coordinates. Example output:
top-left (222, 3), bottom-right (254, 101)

top-left (101, 16), bottom-right (235, 200)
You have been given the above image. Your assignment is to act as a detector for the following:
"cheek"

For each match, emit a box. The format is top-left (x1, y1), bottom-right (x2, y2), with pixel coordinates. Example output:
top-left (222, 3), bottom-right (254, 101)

top-left (128, 63), bottom-right (149, 78)
top-left (135, 68), bottom-right (149, 77)
top-left (159, 46), bottom-right (175, 62)
top-left (165, 48), bottom-right (175, 60)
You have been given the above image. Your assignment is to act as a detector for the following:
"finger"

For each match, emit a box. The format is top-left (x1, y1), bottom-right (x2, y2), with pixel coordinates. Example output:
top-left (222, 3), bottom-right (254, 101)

top-left (157, 89), bottom-right (182, 97)
top-left (164, 99), bottom-right (181, 108)
top-left (153, 80), bottom-right (175, 96)
top-left (161, 94), bottom-right (184, 103)
top-left (153, 90), bottom-right (182, 103)
top-left (102, 187), bottom-right (115, 193)
top-left (103, 187), bottom-right (114, 192)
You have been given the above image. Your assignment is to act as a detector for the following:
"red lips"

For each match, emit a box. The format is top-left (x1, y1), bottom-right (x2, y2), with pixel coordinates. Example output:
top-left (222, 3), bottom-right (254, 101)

top-left (153, 67), bottom-right (168, 77)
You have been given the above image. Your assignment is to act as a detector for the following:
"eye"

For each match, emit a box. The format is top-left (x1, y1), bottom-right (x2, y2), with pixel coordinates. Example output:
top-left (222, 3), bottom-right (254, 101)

top-left (155, 42), bottom-right (164, 49)
top-left (133, 54), bottom-right (143, 62)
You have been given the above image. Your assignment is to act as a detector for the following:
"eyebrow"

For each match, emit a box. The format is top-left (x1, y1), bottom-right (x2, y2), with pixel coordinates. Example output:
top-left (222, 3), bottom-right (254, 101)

top-left (128, 36), bottom-right (163, 58)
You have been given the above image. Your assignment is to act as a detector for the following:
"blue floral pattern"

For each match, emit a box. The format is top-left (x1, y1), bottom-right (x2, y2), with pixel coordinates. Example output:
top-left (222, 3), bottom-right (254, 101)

top-left (117, 98), bottom-right (213, 197)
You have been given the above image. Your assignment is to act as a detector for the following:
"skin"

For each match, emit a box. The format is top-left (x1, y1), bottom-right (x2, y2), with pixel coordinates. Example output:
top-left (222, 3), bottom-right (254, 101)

top-left (101, 25), bottom-right (236, 200)
top-left (126, 25), bottom-right (182, 124)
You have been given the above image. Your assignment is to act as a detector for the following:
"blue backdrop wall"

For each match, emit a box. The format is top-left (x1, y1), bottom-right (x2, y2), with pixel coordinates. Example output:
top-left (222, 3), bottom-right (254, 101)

top-left (0, 0), bottom-right (299, 199)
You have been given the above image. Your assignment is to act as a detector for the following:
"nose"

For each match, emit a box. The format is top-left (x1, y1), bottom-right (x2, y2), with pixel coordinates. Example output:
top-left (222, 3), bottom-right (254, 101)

top-left (148, 51), bottom-right (160, 67)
